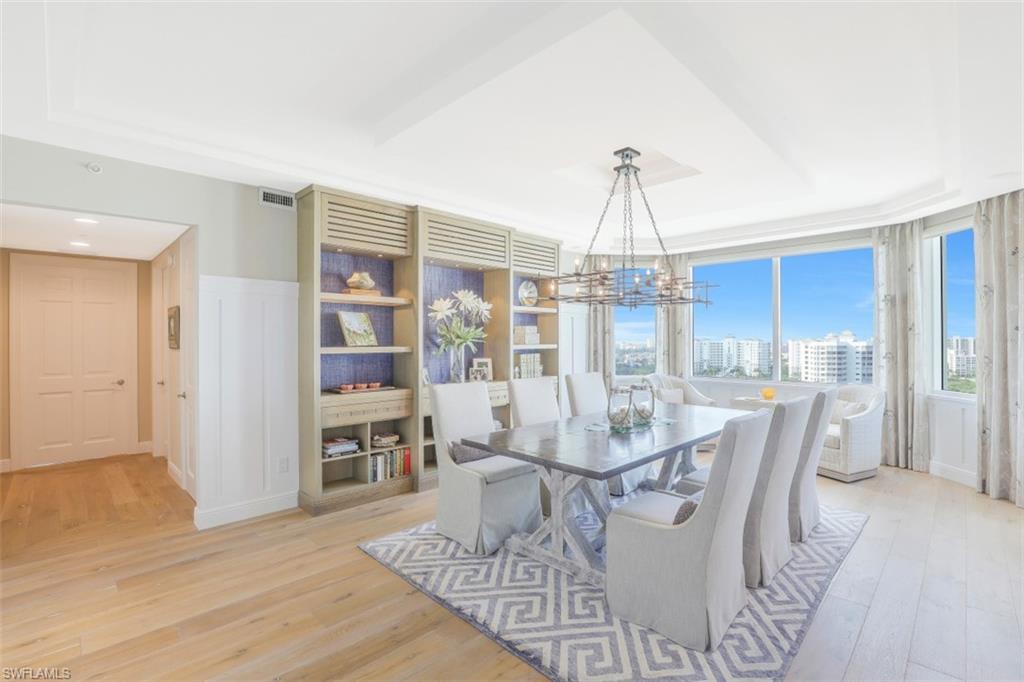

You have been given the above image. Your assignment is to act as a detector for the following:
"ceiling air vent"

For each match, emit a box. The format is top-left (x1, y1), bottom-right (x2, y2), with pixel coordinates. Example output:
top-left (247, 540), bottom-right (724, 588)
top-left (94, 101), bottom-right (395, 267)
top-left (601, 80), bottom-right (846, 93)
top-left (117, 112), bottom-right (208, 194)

top-left (259, 187), bottom-right (295, 210)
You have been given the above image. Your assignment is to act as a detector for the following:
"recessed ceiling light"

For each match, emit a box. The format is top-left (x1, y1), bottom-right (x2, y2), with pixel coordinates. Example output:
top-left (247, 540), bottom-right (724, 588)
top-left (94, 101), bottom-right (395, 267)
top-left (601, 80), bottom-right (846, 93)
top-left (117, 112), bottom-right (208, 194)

top-left (74, 218), bottom-right (99, 224)
top-left (69, 240), bottom-right (91, 248)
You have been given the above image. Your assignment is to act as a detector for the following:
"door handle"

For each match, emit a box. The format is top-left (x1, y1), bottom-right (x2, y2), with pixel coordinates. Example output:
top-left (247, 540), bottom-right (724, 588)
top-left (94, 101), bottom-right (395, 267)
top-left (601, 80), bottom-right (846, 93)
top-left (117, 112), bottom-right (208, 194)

top-left (112, 379), bottom-right (125, 386)
top-left (177, 392), bottom-right (187, 399)
top-left (156, 380), bottom-right (165, 386)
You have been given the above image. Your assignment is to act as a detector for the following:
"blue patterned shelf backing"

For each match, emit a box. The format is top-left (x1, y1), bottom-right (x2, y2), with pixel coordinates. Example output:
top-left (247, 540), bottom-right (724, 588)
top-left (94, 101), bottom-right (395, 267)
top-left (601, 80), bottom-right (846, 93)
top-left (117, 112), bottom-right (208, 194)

top-left (321, 252), bottom-right (396, 390)
top-left (513, 312), bottom-right (539, 328)
top-left (321, 251), bottom-right (394, 296)
top-left (423, 263), bottom-right (485, 384)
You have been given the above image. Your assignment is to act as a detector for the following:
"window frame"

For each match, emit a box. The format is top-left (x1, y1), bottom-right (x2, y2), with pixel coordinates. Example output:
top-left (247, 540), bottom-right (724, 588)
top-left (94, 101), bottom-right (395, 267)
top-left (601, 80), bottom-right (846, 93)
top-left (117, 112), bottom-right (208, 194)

top-left (936, 225), bottom-right (977, 397)
top-left (687, 233), bottom-right (875, 387)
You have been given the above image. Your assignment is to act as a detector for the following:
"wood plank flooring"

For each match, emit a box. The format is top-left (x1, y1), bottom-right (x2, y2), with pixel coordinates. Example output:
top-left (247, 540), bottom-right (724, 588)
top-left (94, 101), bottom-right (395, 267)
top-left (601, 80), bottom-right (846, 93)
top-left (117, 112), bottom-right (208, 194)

top-left (1, 455), bottom-right (1021, 681)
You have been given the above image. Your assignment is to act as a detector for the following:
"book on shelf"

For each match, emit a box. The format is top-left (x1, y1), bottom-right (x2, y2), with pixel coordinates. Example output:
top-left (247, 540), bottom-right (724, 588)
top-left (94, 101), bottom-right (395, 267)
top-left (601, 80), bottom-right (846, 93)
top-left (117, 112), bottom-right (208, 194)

top-left (322, 436), bottom-right (360, 458)
top-left (370, 432), bottom-right (401, 449)
top-left (369, 447), bottom-right (411, 483)
top-left (516, 352), bottom-right (544, 379)
top-left (513, 325), bottom-right (540, 345)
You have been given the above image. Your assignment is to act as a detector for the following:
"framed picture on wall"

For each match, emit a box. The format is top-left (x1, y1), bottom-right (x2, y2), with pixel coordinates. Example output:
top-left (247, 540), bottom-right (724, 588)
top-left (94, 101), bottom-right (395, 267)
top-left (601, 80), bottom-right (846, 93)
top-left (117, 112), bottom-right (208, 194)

top-left (168, 305), bottom-right (180, 349)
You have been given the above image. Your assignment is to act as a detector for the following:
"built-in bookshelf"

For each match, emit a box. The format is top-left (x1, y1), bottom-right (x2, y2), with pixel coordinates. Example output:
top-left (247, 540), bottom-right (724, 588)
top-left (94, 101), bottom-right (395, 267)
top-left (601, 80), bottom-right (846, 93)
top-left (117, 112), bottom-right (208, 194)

top-left (297, 186), bottom-right (560, 513)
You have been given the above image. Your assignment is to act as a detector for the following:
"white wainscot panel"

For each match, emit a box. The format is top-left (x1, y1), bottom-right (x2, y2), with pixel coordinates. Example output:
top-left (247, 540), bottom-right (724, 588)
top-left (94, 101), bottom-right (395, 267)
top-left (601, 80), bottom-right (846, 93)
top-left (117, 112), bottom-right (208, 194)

top-left (928, 393), bottom-right (977, 487)
top-left (195, 276), bottom-right (299, 529)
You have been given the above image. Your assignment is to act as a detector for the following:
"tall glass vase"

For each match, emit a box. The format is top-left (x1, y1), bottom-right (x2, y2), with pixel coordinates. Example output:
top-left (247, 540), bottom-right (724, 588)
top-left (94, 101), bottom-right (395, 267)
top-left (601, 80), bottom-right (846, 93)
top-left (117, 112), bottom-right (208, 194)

top-left (449, 345), bottom-right (466, 383)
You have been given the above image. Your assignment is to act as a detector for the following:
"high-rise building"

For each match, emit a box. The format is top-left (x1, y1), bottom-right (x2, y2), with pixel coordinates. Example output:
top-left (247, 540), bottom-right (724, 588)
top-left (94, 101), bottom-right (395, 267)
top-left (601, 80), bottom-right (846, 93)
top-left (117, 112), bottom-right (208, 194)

top-left (694, 336), bottom-right (771, 377)
top-left (946, 336), bottom-right (977, 377)
top-left (788, 331), bottom-right (873, 384)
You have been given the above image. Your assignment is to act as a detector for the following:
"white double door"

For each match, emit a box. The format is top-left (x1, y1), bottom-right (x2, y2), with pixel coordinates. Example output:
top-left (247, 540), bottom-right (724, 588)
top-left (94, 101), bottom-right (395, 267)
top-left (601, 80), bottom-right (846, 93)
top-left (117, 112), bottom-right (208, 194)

top-left (11, 254), bottom-right (138, 468)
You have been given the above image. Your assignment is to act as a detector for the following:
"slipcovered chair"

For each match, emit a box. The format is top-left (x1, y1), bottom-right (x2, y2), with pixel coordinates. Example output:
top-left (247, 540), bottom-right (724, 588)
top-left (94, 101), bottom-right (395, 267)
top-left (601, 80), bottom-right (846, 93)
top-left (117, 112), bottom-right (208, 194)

top-left (431, 383), bottom-right (542, 555)
top-left (789, 388), bottom-right (837, 542)
top-left (817, 385), bottom-right (885, 482)
top-left (566, 372), bottom-right (649, 496)
top-left (509, 377), bottom-right (566, 516)
top-left (676, 397), bottom-right (813, 587)
top-left (644, 373), bottom-right (715, 406)
top-left (606, 409), bottom-right (772, 651)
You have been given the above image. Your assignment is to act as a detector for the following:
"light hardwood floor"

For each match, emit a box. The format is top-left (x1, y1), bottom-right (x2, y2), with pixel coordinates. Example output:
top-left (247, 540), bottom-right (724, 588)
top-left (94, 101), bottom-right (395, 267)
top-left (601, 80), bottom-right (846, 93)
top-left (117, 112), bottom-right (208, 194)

top-left (1, 455), bottom-right (1021, 681)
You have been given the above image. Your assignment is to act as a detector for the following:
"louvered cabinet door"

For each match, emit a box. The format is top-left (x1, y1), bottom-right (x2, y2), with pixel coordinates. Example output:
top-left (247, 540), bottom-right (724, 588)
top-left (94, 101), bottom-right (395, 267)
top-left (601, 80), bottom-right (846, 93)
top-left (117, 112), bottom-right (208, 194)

top-left (512, 234), bottom-right (560, 276)
top-left (423, 212), bottom-right (510, 268)
top-left (320, 193), bottom-right (411, 257)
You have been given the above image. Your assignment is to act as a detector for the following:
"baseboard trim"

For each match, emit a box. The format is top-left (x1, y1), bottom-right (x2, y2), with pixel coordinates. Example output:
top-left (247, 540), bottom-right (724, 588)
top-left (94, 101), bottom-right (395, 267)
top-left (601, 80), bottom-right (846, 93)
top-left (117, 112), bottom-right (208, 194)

top-left (929, 460), bottom-right (975, 488)
top-left (128, 440), bottom-right (153, 455)
top-left (167, 461), bottom-right (185, 487)
top-left (194, 491), bottom-right (298, 530)
top-left (0, 459), bottom-right (10, 473)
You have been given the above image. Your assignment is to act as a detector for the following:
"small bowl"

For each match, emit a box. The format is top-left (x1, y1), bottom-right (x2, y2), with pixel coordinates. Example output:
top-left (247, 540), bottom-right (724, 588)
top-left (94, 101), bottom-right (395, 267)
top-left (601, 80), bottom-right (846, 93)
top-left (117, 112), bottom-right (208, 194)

top-left (339, 384), bottom-right (354, 392)
top-left (368, 381), bottom-right (381, 389)
top-left (355, 383), bottom-right (368, 390)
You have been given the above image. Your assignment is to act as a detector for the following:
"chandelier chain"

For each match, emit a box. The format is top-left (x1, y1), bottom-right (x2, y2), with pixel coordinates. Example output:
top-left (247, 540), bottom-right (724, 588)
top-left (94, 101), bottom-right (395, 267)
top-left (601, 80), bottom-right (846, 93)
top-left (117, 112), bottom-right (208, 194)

top-left (581, 169), bottom-right (622, 267)
top-left (633, 170), bottom-right (675, 279)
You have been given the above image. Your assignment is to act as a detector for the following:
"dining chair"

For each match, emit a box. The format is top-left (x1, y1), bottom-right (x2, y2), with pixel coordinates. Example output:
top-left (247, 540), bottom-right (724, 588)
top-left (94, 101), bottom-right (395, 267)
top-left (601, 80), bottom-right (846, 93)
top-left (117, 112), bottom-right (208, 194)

top-left (565, 372), bottom-right (650, 496)
top-left (431, 382), bottom-right (542, 555)
top-left (606, 409), bottom-right (772, 651)
top-left (674, 397), bottom-right (813, 586)
top-left (789, 388), bottom-right (837, 542)
top-left (509, 377), bottom-right (560, 427)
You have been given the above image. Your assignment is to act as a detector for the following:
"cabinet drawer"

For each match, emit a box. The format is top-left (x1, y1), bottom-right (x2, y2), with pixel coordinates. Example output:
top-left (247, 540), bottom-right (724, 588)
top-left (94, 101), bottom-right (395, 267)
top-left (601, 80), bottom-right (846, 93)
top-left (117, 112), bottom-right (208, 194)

top-left (321, 390), bottom-right (413, 427)
top-left (421, 382), bottom-right (508, 417)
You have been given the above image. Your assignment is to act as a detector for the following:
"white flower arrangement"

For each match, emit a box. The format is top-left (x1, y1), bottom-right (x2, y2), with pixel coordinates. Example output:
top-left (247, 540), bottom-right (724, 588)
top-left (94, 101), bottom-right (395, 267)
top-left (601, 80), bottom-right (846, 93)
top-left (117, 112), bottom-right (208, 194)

top-left (429, 289), bottom-right (491, 353)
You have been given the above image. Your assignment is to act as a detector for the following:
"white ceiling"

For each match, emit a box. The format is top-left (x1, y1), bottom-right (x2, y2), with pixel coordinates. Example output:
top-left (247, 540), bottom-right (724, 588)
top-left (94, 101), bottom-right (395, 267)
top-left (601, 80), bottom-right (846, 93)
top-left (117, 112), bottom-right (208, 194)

top-left (1, 2), bottom-right (1021, 252)
top-left (0, 203), bottom-right (189, 260)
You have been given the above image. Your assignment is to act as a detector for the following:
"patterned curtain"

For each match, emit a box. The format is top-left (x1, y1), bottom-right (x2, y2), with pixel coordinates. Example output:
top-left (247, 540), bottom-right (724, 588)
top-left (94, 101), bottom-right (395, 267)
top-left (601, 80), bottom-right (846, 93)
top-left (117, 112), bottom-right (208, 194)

top-left (873, 220), bottom-right (930, 471)
top-left (656, 253), bottom-right (690, 376)
top-left (585, 256), bottom-right (615, 391)
top-left (974, 190), bottom-right (1023, 506)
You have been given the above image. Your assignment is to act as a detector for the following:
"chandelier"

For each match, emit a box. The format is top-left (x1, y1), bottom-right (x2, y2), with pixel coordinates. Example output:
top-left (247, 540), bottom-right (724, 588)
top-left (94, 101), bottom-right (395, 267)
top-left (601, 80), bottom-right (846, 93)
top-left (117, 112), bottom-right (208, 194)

top-left (549, 147), bottom-right (713, 308)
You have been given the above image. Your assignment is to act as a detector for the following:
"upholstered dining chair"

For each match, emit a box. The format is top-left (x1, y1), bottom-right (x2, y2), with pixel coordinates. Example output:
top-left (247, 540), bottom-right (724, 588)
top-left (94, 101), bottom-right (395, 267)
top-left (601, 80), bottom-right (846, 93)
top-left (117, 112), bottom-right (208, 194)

top-left (606, 409), bottom-right (772, 651)
top-left (566, 372), bottom-right (650, 496)
top-left (431, 382), bottom-right (542, 555)
top-left (789, 389), bottom-right (837, 542)
top-left (509, 377), bottom-right (560, 427)
top-left (676, 396), bottom-right (813, 587)
top-left (644, 373), bottom-right (715, 406)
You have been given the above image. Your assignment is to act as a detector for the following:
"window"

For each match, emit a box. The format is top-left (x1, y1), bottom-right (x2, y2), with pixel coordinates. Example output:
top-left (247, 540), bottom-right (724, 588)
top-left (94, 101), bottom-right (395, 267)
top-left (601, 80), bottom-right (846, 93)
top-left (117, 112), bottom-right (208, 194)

top-left (614, 270), bottom-right (656, 376)
top-left (941, 228), bottom-right (976, 394)
top-left (691, 258), bottom-right (773, 379)
top-left (780, 248), bottom-right (874, 384)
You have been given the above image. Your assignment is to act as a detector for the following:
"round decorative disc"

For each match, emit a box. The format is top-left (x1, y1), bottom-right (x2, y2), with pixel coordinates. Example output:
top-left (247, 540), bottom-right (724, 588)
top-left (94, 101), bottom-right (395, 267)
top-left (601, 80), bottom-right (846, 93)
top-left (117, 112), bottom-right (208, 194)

top-left (518, 280), bottom-right (538, 306)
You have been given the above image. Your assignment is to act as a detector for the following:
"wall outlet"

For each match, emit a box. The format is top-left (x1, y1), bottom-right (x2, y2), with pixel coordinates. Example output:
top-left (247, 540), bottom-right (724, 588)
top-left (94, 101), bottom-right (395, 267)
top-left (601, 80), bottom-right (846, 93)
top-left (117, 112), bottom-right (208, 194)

top-left (277, 458), bottom-right (289, 474)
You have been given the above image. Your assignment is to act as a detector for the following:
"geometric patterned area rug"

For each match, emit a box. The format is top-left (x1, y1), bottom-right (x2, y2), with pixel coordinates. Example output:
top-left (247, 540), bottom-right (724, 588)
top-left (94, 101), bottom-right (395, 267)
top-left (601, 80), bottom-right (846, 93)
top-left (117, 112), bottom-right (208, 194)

top-left (360, 505), bottom-right (867, 682)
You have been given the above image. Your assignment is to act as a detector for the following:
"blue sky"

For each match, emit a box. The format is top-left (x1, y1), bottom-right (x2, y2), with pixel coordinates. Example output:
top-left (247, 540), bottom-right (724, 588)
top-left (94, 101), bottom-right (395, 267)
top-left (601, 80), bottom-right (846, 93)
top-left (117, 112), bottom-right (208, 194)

top-left (614, 233), bottom-right (976, 345)
top-left (944, 229), bottom-right (975, 337)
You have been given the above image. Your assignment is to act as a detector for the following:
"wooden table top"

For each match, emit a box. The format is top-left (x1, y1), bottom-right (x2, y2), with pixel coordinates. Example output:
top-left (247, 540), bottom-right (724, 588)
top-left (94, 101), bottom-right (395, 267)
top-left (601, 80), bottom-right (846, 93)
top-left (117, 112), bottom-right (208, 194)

top-left (462, 403), bottom-right (752, 480)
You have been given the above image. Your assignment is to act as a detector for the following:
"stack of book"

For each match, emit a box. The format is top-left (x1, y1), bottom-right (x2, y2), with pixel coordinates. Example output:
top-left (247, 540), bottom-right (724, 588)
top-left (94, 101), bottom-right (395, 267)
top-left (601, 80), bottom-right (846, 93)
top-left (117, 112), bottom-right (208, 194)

top-left (371, 432), bottom-right (401, 449)
top-left (513, 325), bottom-right (540, 345)
top-left (517, 352), bottom-right (544, 378)
top-left (370, 447), bottom-right (412, 482)
top-left (322, 436), bottom-right (360, 460)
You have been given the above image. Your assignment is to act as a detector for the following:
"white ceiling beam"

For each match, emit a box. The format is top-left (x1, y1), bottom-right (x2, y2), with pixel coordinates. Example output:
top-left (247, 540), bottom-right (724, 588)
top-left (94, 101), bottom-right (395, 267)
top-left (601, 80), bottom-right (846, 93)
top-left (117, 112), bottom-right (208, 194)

top-left (369, 3), bottom-right (615, 145)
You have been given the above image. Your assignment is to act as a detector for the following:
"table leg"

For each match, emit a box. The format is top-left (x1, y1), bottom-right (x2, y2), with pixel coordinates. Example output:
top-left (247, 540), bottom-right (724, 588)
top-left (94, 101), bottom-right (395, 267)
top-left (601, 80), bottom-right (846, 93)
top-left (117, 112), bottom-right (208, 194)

top-left (549, 469), bottom-right (564, 557)
top-left (655, 452), bottom-right (678, 490)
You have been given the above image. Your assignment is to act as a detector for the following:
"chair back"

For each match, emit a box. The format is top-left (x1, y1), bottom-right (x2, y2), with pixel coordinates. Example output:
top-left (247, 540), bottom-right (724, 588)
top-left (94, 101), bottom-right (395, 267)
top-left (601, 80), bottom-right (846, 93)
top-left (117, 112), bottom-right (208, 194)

top-left (692, 409), bottom-right (772, 577)
top-left (565, 372), bottom-right (608, 417)
top-left (789, 388), bottom-right (837, 540)
top-left (509, 378), bottom-right (561, 426)
top-left (743, 397), bottom-right (812, 584)
top-left (430, 382), bottom-right (495, 469)
top-left (837, 384), bottom-right (885, 412)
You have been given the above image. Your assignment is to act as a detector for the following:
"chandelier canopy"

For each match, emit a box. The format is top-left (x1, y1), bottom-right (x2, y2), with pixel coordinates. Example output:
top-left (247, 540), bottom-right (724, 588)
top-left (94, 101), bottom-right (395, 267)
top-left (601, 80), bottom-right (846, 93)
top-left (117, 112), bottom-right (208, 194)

top-left (549, 147), bottom-right (713, 309)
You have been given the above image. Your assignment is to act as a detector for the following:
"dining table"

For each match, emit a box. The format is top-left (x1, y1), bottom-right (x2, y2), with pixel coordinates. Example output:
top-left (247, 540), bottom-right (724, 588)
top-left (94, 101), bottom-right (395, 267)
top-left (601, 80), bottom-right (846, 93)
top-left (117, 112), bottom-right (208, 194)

top-left (462, 402), bottom-right (749, 587)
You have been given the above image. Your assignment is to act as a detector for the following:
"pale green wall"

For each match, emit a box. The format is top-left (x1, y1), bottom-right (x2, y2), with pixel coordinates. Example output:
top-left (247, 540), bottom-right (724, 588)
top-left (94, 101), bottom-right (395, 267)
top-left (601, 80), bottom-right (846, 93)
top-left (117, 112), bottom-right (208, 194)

top-left (0, 136), bottom-right (297, 281)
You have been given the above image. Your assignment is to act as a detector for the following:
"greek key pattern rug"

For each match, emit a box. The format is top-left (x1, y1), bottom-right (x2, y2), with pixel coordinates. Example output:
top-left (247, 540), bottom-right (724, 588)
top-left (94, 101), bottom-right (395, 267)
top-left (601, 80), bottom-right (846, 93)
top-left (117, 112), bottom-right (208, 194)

top-left (360, 506), bottom-right (866, 681)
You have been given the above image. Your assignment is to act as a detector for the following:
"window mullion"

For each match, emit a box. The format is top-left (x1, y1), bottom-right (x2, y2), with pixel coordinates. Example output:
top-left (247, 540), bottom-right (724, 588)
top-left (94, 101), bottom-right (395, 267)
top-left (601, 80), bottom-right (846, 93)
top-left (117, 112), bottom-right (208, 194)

top-left (772, 257), bottom-right (781, 382)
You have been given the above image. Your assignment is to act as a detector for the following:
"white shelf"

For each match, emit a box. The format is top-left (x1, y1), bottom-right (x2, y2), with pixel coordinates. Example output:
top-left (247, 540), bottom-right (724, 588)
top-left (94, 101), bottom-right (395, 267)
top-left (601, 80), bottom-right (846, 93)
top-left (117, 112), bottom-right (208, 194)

top-left (321, 346), bottom-right (412, 355)
top-left (513, 343), bottom-right (558, 351)
top-left (513, 305), bottom-right (557, 315)
top-left (321, 292), bottom-right (413, 307)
